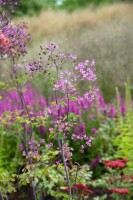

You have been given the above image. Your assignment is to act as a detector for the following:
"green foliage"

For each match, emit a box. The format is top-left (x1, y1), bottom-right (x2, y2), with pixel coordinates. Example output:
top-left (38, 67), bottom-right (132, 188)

top-left (0, 118), bottom-right (22, 172)
top-left (0, 171), bottom-right (16, 197)
top-left (11, 0), bottom-right (133, 16)
top-left (17, 146), bottom-right (92, 199)
top-left (15, 0), bottom-right (45, 16)
top-left (114, 81), bottom-right (133, 174)
top-left (70, 109), bottom-right (115, 174)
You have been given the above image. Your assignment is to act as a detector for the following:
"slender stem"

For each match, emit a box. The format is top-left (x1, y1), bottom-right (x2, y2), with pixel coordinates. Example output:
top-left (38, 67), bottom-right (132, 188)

top-left (54, 62), bottom-right (72, 197)
top-left (14, 137), bottom-right (19, 159)
top-left (32, 184), bottom-right (37, 200)
top-left (0, 191), bottom-right (4, 200)
top-left (72, 163), bottom-right (80, 198)
top-left (6, 193), bottom-right (9, 200)
top-left (40, 190), bottom-right (43, 200)
top-left (57, 137), bottom-right (72, 197)
top-left (10, 62), bottom-right (28, 151)
top-left (15, 146), bottom-right (51, 189)
top-left (10, 59), bottom-right (34, 154)
top-left (10, 58), bottom-right (37, 200)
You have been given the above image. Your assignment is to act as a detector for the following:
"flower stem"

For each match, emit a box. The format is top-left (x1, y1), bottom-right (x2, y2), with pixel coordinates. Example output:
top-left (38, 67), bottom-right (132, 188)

top-left (58, 137), bottom-right (72, 197)
top-left (0, 191), bottom-right (4, 200)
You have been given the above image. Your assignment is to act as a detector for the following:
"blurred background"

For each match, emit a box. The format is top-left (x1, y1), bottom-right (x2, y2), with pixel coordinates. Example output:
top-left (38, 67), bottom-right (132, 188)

top-left (14, 0), bottom-right (133, 101)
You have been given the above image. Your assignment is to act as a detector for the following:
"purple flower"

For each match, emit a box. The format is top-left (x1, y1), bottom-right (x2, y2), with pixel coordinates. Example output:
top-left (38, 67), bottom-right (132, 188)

top-left (80, 122), bottom-right (85, 133)
top-left (40, 138), bottom-right (45, 143)
top-left (121, 104), bottom-right (126, 115)
top-left (90, 58), bottom-right (95, 67)
top-left (0, 84), bottom-right (47, 116)
top-left (1, 22), bottom-right (30, 58)
top-left (22, 150), bottom-right (27, 156)
top-left (33, 150), bottom-right (38, 156)
top-left (48, 142), bottom-right (53, 147)
top-left (39, 126), bottom-right (46, 135)
top-left (91, 157), bottom-right (100, 167)
top-left (108, 104), bottom-right (116, 118)
top-left (86, 138), bottom-right (92, 147)
top-left (46, 41), bottom-right (58, 51)
top-left (19, 143), bottom-right (23, 151)
top-left (75, 59), bottom-right (96, 82)
top-left (55, 160), bottom-right (60, 165)
top-left (91, 128), bottom-right (97, 134)
top-left (49, 128), bottom-right (54, 132)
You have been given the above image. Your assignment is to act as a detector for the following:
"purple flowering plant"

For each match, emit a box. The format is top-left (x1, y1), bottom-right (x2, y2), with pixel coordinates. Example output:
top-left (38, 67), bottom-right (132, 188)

top-left (25, 41), bottom-right (97, 197)
top-left (0, 1), bottom-right (97, 199)
top-left (0, 2), bottom-right (131, 199)
top-left (0, 2), bottom-right (43, 199)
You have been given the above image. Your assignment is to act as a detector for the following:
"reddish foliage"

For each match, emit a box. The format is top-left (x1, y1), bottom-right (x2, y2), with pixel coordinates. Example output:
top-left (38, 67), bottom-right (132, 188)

top-left (121, 158), bottom-right (129, 163)
top-left (62, 183), bottom-right (93, 196)
top-left (74, 184), bottom-right (86, 189)
top-left (103, 159), bottom-right (128, 169)
top-left (121, 175), bottom-right (133, 181)
top-left (109, 188), bottom-right (129, 195)
top-left (83, 187), bottom-right (93, 195)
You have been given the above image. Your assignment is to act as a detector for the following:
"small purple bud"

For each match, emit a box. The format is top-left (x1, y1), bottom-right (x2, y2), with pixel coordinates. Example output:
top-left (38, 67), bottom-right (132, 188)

top-left (91, 128), bottom-right (97, 134)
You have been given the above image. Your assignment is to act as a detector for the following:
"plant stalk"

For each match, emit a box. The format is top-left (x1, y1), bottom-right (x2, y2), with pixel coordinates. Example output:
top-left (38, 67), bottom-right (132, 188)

top-left (0, 191), bottom-right (4, 200)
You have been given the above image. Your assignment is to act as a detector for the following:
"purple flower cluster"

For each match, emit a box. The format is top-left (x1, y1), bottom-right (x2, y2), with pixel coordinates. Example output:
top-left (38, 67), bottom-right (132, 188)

top-left (60, 100), bottom-right (81, 117)
top-left (53, 70), bottom-right (77, 95)
top-left (72, 122), bottom-right (92, 147)
top-left (26, 41), bottom-right (76, 77)
top-left (0, 1), bottom-right (18, 29)
top-left (77, 91), bottom-right (95, 109)
top-left (91, 157), bottom-right (100, 167)
top-left (0, 33), bottom-right (129, 157)
top-left (22, 138), bottom-right (45, 157)
top-left (75, 59), bottom-right (96, 82)
top-left (95, 88), bottom-right (126, 118)
top-left (1, 22), bottom-right (30, 58)
top-left (49, 119), bottom-right (72, 139)
top-left (25, 43), bottom-right (97, 150)
top-left (0, 1), bottom-right (30, 59)
top-left (0, 84), bottom-right (47, 116)
top-left (0, 83), bottom-right (127, 129)
top-left (63, 143), bottom-right (72, 159)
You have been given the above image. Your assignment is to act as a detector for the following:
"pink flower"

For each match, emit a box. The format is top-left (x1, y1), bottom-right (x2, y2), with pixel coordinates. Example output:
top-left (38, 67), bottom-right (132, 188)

top-left (55, 160), bottom-right (60, 165)
top-left (49, 128), bottom-right (54, 132)
top-left (22, 151), bottom-right (27, 156)
top-left (46, 41), bottom-right (58, 51)
top-left (86, 138), bottom-right (92, 147)
top-left (40, 139), bottom-right (45, 143)
top-left (90, 58), bottom-right (95, 67)
top-left (0, 32), bottom-right (9, 46)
